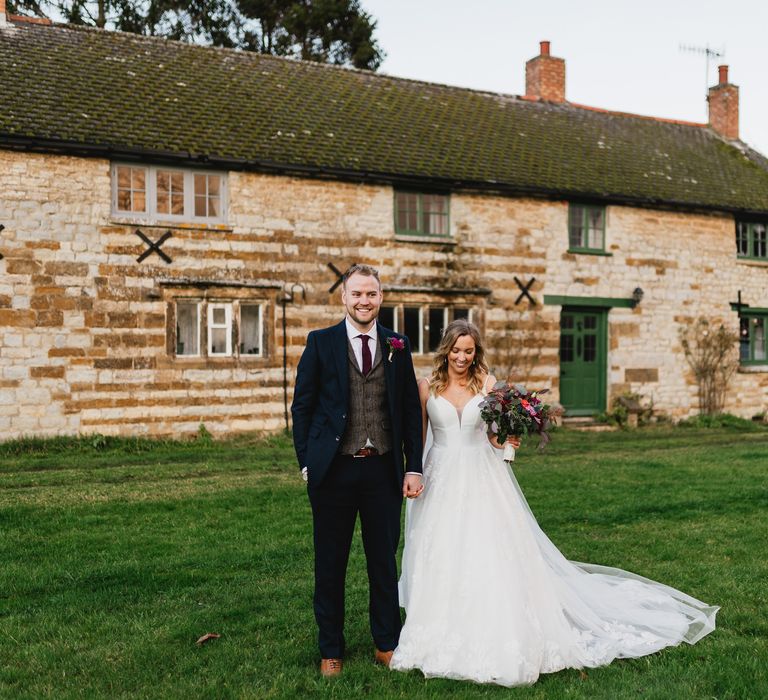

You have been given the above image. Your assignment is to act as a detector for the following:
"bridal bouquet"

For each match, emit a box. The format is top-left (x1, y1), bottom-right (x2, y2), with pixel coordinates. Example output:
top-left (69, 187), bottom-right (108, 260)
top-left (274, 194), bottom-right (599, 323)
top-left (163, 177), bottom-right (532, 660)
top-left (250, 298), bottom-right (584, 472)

top-left (478, 382), bottom-right (555, 463)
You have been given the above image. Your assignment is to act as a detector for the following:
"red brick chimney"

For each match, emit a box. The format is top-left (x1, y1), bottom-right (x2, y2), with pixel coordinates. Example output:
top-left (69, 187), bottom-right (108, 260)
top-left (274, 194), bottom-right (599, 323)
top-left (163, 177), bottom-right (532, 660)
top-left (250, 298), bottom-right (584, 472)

top-left (708, 65), bottom-right (739, 140)
top-left (525, 41), bottom-right (566, 103)
top-left (0, 0), bottom-right (7, 25)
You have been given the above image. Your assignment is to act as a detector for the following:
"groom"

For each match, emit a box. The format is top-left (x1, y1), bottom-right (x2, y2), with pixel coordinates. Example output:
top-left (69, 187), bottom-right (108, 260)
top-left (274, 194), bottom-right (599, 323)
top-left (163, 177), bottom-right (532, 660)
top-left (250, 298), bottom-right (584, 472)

top-left (291, 264), bottom-right (423, 677)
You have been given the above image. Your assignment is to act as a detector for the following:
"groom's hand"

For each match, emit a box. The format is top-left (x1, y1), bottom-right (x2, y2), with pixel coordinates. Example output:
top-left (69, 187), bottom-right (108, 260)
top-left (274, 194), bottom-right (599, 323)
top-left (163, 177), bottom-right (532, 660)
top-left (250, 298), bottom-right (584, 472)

top-left (403, 474), bottom-right (424, 499)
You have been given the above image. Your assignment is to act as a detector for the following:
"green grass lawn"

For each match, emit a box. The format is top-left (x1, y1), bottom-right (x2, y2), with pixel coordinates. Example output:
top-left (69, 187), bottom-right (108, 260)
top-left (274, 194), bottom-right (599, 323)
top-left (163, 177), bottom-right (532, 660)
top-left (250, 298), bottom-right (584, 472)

top-left (1, 425), bottom-right (767, 699)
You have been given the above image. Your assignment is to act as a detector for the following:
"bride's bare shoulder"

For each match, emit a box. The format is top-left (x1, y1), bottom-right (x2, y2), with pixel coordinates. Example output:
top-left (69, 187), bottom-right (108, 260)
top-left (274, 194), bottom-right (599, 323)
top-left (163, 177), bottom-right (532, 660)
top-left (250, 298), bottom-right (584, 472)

top-left (417, 377), bottom-right (431, 398)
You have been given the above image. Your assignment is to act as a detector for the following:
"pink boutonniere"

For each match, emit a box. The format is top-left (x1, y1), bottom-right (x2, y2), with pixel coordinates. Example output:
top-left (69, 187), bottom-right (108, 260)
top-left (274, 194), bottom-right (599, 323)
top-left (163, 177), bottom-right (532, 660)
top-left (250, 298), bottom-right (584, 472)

top-left (385, 336), bottom-right (405, 362)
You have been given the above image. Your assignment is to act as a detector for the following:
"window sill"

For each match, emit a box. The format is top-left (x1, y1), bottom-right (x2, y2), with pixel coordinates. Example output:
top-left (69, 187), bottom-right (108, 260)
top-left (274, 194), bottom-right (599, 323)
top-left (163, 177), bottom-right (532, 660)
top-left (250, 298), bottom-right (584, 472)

top-left (738, 364), bottom-right (768, 373)
top-left (394, 233), bottom-right (455, 245)
top-left (736, 257), bottom-right (768, 267)
top-left (567, 249), bottom-right (613, 257)
top-left (110, 218), bottom-right (233, 233)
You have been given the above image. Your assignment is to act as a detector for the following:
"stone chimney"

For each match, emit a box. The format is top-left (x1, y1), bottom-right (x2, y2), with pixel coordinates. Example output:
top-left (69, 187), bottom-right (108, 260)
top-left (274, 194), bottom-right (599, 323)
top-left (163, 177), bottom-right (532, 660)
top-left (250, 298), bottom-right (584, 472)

top-left (708, 65), bottom-right (739, 140)
top-left (525, 41), bottom-right (566, 103)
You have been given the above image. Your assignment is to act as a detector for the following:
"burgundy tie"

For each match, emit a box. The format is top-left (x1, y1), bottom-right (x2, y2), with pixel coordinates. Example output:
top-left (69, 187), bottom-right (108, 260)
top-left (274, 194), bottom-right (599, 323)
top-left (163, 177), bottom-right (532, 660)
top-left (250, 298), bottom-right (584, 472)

top-left (359, 334), bottom-right (372, 375)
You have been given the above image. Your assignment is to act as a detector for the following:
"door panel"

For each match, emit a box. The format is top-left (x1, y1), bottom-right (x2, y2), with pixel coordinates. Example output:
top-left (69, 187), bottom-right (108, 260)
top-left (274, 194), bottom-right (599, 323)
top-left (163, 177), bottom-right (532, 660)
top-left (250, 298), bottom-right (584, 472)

top-left (559, 308), bottom-right (606, 415)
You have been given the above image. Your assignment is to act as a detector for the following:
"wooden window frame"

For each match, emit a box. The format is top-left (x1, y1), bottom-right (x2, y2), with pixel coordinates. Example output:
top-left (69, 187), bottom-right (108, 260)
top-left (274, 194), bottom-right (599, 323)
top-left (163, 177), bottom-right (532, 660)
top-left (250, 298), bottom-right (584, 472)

top-left (736, 221), bottom-right (768, 261)
top-left (394, 190), bottom-right (450, 238)
top-left (568, 203), bottom-right (607, 254)
top-left (739, 313), bottom-right (768, 365)
top-left (111, 163), bottom-right (227, 224)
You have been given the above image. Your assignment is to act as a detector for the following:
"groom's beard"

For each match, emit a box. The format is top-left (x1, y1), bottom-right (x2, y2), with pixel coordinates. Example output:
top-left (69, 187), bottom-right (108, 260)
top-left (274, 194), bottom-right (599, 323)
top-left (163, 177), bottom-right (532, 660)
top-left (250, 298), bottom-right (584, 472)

top-left (347, 306), bottom-right (379, 329)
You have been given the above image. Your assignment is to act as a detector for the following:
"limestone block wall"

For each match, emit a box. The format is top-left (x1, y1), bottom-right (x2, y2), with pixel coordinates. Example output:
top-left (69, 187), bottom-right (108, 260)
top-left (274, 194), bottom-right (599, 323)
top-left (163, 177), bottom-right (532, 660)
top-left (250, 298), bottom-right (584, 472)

top-left (1, 148), bottom-right (766, 440)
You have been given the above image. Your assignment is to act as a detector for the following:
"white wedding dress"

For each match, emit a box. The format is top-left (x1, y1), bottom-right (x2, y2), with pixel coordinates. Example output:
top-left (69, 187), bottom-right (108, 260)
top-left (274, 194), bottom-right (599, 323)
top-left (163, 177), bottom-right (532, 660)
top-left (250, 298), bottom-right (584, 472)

top-left (390, 391), bottom-right (718, 687)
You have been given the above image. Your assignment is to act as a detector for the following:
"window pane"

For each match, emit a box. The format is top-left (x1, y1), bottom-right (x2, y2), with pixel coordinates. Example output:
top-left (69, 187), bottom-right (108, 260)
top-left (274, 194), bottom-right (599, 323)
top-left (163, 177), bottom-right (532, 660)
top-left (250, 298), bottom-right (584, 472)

top-left (194, 174), bottom-right (206, 197)
top-left (379, 306), bottom-right (396, 331)
top-left (208, 196), bottom-right (220, 218)
top-left (587, 207), bottom-right (604, 249)
top-left (568, 205), bottom-right (585, 248)
top-left (210, 328), bottom-right (227, 354)
top-left (736, 222), bottom-right (749, 256)
top-left (428, 307), bottom-right (446, 352)
top-left (560, 314), bottom-right (574, 329)
top-left (195, 196), bottom-right (207, 218)
top-left (559, 335), bottom-right (573, 362)
top-left (453, 308), bottom-right (470, 321)
top-left (116, 166), bottom-right (146, 212)
top-left (755, 318), bottom-right (766, 361)
top-left (584, 315), bottom-right (597, 329)
top-left (403, 307), bottom-right (421, 353)
top-left (583, 334), bottom-right (597, 362)
top-left (740, 317), bottom-right (751, 360)
top-left (208, 176), bottom-right (220, 197)
top-left (117, 166), bottom-right (131, 189)
top-left (396, 192), bottom-right (420, 232)
top-left (157, 171), bottom-right (170, 214)
top-left (212, 307), bottom-right (226, 325)
top-left (240, 305), bottom-right (262, 355)
top-left (176, 302), bottom-right (199, 356)
top-left (754, 224), bottom-right (767, 258)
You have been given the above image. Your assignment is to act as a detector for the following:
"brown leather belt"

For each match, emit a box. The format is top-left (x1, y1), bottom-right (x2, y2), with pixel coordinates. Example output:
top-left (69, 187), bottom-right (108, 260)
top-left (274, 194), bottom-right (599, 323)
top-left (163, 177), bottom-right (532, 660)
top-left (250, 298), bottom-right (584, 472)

top-left (352, 447), bottom-right (379, 458)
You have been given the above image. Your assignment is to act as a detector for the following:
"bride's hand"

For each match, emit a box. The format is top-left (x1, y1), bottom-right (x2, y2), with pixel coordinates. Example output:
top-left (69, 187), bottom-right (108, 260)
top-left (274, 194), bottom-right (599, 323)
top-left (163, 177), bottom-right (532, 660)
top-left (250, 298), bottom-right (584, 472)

top-left (488, 433), bottom-right (522, 450)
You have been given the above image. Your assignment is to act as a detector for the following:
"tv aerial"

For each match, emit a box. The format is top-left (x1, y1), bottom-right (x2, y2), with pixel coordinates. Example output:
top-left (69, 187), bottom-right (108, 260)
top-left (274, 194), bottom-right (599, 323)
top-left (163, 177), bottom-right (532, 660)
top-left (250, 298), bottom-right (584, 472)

top-left (680, 43), bottom-right (726, 97)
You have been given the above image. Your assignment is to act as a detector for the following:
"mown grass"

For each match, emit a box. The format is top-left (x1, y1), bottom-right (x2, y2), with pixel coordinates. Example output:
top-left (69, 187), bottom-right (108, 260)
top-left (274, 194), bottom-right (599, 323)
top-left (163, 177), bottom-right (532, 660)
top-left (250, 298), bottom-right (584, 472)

top-left (1, 424), bottom-right (767, 699)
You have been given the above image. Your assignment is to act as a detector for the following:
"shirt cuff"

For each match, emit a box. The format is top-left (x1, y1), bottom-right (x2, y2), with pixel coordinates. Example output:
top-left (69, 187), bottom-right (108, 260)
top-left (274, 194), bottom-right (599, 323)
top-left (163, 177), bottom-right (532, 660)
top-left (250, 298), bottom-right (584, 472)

top-left (404, 471), bottom-right (422, 476)
top-left (301, 467), bottom-right (308, 482)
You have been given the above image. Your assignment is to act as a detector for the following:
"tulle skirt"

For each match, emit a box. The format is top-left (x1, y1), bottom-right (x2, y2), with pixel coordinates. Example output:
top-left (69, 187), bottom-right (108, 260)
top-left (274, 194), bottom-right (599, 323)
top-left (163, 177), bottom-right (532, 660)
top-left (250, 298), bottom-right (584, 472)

top-left (391, 441), bottom-right (718, 687)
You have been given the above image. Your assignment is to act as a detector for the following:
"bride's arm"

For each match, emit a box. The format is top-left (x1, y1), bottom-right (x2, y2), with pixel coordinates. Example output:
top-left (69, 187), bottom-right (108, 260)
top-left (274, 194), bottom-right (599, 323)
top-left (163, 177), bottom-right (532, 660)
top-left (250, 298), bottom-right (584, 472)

top-left (417, 377), bottom-right (430, 448)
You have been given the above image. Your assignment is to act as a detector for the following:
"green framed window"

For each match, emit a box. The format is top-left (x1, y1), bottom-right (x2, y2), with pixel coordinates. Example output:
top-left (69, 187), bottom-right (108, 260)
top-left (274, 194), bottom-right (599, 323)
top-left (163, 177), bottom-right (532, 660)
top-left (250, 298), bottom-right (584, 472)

top-left (739, 314), bottom-right (767, 364)
top-left (736, 222), bottom-right (768, 260)
top-left (395, 191), bottom-right (450, 237)
top-left (568, 204), bottom-right (606, 253)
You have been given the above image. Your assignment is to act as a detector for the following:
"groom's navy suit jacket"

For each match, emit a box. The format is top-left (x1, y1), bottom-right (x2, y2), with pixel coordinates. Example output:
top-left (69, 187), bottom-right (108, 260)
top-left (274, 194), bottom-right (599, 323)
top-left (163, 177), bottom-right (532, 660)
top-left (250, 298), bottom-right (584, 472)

top-left (291, 320), bottom-right (423, 488)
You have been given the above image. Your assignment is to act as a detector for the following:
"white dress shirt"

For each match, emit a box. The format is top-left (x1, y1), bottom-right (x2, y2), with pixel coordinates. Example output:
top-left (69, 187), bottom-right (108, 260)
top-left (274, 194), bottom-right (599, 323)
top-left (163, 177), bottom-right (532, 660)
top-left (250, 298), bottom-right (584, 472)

top-left (345, 317), bottom-right (378, 372)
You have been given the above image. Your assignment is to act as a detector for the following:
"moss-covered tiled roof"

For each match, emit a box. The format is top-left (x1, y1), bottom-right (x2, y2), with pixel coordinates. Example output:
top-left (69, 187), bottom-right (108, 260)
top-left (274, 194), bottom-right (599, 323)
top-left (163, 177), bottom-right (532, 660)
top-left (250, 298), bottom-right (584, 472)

top-left (2, 19), bottom-right (768, 214)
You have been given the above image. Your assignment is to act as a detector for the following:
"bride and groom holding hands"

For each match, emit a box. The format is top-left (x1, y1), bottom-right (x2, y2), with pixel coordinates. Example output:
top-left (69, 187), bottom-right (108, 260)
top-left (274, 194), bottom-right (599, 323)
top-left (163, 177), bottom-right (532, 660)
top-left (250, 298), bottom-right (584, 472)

top-left (291, 264), bottom-right (717, 687)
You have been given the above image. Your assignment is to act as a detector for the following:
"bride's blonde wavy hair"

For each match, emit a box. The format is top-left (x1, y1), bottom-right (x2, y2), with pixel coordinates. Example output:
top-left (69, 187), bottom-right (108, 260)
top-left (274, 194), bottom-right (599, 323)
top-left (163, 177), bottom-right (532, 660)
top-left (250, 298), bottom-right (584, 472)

top-left (429, 319), bottom-right (489, 396)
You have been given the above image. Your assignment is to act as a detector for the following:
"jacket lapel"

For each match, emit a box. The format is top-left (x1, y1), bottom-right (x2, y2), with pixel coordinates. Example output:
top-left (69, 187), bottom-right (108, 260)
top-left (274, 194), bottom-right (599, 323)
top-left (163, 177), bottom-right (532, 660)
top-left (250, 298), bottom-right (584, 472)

top-left (333, 320), bottom-right (350, 403)
top-left (378, 323), bottom-right (397, 418)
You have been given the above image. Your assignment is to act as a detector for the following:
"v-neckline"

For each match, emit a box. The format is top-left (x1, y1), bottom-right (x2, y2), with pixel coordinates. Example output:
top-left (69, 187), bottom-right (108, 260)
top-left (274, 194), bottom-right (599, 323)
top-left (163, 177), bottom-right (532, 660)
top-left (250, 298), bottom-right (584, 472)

top-left (436, 393), bottom-right (479, 427)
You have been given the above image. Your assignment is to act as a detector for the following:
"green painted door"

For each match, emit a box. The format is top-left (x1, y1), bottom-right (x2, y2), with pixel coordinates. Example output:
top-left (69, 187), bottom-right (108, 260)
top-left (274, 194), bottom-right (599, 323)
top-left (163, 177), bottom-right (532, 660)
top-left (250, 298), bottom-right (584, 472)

top-left (559, 307), bottom-right (607, 416)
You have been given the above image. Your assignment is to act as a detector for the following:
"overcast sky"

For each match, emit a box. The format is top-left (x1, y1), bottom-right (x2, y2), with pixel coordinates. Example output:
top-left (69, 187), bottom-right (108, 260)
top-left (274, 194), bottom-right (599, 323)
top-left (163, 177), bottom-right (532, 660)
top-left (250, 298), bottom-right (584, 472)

top-left (362, 0), bottom-right (768, 156)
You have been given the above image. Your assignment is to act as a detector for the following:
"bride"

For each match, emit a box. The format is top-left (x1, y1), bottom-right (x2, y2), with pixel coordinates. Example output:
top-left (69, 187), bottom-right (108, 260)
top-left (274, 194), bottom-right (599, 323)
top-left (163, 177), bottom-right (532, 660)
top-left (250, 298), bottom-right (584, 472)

top-left (390, 319), bottom-right (718, 687)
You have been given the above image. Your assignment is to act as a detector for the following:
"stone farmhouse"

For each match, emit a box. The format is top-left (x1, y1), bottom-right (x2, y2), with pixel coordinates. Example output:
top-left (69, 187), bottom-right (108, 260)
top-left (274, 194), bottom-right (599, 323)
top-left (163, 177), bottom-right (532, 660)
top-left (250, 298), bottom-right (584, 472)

top-left (1, 7), bottom-right (767, 439)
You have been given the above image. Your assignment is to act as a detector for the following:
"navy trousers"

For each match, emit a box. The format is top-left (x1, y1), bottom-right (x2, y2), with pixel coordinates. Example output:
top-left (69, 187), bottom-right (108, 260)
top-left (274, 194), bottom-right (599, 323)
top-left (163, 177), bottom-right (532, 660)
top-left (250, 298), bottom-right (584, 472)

top-left (308, 452), bottom-right (402, 659)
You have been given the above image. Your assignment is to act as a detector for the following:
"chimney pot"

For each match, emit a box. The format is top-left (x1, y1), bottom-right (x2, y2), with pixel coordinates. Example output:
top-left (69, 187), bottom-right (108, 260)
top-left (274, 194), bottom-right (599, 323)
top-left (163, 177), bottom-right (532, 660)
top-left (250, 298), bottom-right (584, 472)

top-left (540, 41), bottom-right (550, 56)
top-left (718, 65), bottom-right (728, 84)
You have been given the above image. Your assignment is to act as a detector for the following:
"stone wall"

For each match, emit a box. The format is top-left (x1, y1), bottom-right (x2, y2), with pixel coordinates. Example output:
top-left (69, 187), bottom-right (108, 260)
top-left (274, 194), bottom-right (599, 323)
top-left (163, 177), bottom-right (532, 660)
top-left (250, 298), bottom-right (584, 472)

top-left (1, 150), bottom-right (766, 439)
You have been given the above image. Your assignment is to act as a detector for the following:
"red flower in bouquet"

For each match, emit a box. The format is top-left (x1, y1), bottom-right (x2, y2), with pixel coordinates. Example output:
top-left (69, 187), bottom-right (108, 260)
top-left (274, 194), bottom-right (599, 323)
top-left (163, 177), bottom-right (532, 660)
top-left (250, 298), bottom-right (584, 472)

top-left (478, 382), bottom-right (557, 463)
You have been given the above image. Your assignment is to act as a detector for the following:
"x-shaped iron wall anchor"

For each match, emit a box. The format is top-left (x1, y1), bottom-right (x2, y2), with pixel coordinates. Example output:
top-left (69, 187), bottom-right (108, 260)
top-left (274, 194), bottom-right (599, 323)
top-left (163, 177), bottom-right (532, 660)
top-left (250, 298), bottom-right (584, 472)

top-left (514, 276), bottom-right (536, 306)
top-left (135, 229), bottom-right (172, 264)
top-left (327, 261), bottom-right (357, 294)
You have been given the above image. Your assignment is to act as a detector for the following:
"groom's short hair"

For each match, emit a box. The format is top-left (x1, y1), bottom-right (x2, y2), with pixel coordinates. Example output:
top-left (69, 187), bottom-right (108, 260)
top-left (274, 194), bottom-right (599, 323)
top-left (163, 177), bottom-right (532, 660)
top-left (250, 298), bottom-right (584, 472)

top-left (342, 264), bottom-right (381, 290)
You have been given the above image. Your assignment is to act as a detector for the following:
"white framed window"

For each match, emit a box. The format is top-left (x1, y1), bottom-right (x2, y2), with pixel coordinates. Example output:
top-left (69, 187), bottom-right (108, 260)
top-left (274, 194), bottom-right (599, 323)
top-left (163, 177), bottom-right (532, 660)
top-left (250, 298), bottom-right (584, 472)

top-left (385, 305), bottom-right (475, 355)
top-left (208, 303), bottom-right (232, 356)
top-left (240, 304), bottom-right (264, 357)
top-left (112, 164), bottom-right (227, 223)
top-left (176, 301), bottom-right (201, 356)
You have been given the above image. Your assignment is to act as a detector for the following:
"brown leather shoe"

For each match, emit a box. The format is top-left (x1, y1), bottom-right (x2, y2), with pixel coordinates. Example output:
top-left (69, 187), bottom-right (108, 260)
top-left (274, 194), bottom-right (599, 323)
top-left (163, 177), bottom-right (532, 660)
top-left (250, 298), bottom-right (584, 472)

top-left (319, 658), bottom-right (343, 677)
top-left (374, 649), bottom-right (394, 667)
